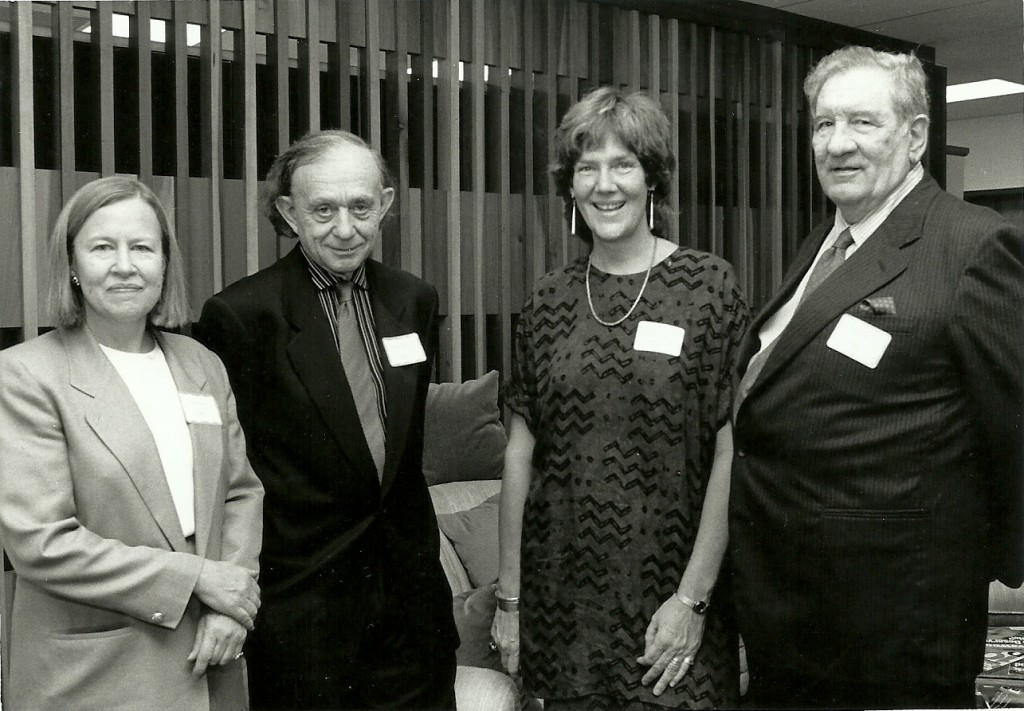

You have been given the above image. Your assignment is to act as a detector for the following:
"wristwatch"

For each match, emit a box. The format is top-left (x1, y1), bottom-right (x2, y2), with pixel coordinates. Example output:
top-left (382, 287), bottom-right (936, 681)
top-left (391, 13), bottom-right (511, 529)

top-left (675, 591), bottom-right (709, 614)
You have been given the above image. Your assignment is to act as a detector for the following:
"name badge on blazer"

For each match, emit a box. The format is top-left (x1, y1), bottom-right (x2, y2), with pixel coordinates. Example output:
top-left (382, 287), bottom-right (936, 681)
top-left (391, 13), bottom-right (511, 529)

top-left (381, 333), bottom-right (427, 367)
top-left (826, 314), bottom-right (892, 368)
top-left (633, 321), bottom-right (685, 357)
top-left (179, 393), bottom-right (223, 425)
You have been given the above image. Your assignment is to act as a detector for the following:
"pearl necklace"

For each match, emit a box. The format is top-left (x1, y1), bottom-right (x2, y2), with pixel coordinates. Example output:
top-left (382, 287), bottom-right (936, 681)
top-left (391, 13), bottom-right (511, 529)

top-left (585, 237), bottom-right (658, 327)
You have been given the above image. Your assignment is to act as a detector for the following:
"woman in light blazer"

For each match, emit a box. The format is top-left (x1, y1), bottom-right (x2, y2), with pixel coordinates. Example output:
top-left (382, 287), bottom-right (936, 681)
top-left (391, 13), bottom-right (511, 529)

top-left (0, 177), bottom-right (264, 710)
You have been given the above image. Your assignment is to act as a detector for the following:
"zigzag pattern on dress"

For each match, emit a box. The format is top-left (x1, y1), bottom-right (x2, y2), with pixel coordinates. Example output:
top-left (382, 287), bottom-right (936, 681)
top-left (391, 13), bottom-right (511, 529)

top-left (506, 249), bottom-right (749, 708)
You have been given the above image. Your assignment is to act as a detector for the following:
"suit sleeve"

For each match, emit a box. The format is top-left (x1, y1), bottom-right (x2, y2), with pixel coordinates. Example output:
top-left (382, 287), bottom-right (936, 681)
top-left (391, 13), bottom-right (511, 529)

top-left (950, 220), bottom-right (1024, 586)
top-left (208, 352), bottom-right (264, 576)
top-left (0, 352), bottom-right (204, 629)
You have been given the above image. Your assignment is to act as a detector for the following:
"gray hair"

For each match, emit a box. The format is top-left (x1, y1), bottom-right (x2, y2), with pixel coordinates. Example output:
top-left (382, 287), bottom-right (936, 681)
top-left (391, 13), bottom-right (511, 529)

top-left (804, 46), bottom-right (930, 122)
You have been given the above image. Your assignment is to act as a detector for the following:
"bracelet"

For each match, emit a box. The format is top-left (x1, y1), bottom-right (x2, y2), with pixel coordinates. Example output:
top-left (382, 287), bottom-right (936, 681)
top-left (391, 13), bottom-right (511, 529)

top-left (495, 590), bottom-right (520, 612)
top-left (674, 591), bottom-right (709, 614)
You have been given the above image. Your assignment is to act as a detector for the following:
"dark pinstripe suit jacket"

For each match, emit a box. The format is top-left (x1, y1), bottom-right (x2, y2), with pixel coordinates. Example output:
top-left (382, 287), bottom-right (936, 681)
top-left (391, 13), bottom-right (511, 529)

top-left (730, 174), bottom-right (1024, 688)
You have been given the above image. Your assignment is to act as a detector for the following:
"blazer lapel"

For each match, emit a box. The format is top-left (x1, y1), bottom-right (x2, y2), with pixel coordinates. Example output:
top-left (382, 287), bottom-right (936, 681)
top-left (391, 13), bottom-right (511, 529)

top-left (367, 262), bottom-right (417, 498)
top-left (64, 328), bottom-right (189, 552)
top-left (157, 332), bottom-right (218, 557)
top-left (752, 177), bottom-right (938, 392)
top-left (281, 249), bottom-right (379, 483)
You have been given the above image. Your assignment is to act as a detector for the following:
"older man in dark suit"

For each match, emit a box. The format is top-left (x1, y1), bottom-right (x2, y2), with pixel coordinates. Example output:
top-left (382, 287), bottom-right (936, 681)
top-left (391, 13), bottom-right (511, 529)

top-left (194, 130), bottom-right (457, 710)
top-left (730, 46), bottom-right (1024, 709)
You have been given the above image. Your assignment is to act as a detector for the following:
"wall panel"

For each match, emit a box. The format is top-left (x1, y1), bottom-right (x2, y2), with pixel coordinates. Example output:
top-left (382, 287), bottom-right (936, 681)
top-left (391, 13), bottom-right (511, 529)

top-left (0, 0), bottom-right (939, 381)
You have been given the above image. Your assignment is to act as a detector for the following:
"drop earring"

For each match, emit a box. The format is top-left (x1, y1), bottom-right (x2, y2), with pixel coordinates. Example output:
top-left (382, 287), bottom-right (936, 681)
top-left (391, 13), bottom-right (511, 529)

top-left (571, 198), bottom-right (577, 235)
top-left (71, 274), bottom-right (80, 287)
top-left (648, 191), bottom-right (655, 231)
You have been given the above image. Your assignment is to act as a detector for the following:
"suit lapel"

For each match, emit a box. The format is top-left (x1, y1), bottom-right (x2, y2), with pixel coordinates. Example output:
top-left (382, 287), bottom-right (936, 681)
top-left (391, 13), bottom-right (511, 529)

top-left (751, 177), bottom-right (939, 393)
top-left (366, 262), bottom-right (417, 498)
top-left (281, 249), bottom-right (380, 484)
top-left (157, 332), bottom-right (218, 557)
top-left (64, 328), bottom-right (189, 552)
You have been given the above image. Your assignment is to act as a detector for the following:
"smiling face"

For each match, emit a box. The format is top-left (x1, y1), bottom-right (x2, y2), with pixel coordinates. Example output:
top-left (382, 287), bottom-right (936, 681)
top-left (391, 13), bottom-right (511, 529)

top-left (811, 65), bottom-right (928, 224)
top-left (571, 134), bottom-right (652, 247)
top-left (276, 142), bottom-right (395, 277)
top-left (70, 196), bottom-right (166, 338)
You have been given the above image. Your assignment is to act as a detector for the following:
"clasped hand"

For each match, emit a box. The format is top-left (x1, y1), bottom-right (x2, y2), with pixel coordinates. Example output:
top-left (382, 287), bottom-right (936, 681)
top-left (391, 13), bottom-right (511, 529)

top-left (194, 559), bottom-right (261, 631)
top-left (636, 593), bottom-right (705, 696)
top-left (188, 611), bottom-right (247, 676)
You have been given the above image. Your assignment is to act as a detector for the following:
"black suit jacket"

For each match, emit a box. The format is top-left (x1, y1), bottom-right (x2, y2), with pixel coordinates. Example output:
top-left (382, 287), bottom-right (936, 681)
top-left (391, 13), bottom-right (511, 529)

top-left (730, 175), bottom-right (1024, 689)
top-left (194, 247), bottom-right (458, 676)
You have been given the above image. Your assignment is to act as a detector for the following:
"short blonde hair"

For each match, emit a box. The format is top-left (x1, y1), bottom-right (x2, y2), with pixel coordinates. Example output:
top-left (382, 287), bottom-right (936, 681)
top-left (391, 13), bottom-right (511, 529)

top-left (48, 176), bottom-right (191, 329)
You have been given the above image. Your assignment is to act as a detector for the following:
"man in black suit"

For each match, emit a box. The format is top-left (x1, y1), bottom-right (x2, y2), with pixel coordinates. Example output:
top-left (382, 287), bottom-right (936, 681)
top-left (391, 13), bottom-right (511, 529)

top-left (730, 46), bottom-right (1024, 709)
top-left (194, 130), bottom-right (457, 710)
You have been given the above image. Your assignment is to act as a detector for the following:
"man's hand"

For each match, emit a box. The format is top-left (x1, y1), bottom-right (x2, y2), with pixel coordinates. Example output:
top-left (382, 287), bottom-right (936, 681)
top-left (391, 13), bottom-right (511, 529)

top-left (193, 560), bottom-right (260, 630)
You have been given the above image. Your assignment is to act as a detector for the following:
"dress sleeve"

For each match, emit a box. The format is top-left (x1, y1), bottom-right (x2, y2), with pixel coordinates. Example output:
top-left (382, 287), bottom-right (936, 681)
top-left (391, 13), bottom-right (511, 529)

top-left (503, 292), bottom-right (540, 432)
top-left (713, 262), bottom-right (751, 430)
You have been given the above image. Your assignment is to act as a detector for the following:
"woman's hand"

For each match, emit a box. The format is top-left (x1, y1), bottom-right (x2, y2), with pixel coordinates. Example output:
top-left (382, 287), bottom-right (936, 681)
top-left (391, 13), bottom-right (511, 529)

top-left (193, 560), bottom-right (260, 630)
top-left (187, 610), bottom-right (247, 676)
top-left (490, 606), bottom-right (521, 674)
top-left (636, 594), bottom-right (706, 696)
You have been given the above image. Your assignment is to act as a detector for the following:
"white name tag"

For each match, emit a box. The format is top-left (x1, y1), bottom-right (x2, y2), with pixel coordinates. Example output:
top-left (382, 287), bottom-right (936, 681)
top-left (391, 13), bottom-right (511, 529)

top-left (632, 321), bottom-right (685, 357)
top-left (381, 333), bottom-right (427, 367)
top-left (179, 393), bottom-right (223, 425)
top-left (826, 314), bottom-right (892, 368)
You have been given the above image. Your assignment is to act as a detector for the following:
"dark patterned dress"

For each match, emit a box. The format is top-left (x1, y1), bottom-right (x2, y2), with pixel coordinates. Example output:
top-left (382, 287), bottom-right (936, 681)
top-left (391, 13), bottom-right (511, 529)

top-left (505, 247), bottom-right (750, 709)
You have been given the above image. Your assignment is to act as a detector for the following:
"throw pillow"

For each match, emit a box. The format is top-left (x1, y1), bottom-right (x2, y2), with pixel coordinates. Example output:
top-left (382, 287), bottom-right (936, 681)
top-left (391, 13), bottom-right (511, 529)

top-left (423, 370), bottom-right (507, 486)
top-left (453, 584), bottom-right (504, 672)
top-left (436, 493), bottom-right (500, 588)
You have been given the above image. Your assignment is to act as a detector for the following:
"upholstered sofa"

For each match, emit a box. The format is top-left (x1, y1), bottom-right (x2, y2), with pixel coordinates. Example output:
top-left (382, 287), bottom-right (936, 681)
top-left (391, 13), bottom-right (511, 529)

top-left (422, 371), bottom-right (520, 711)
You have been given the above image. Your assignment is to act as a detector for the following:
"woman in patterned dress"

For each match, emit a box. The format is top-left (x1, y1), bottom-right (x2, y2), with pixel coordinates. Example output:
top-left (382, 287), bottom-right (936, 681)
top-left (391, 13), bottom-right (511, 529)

top-left (491, 87), bottom-right (750, 710)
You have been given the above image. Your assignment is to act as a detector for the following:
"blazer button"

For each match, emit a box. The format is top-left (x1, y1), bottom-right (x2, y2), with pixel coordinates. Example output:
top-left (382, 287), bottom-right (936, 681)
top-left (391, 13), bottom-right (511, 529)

top-left (151, 612), bottom-right (165, 623)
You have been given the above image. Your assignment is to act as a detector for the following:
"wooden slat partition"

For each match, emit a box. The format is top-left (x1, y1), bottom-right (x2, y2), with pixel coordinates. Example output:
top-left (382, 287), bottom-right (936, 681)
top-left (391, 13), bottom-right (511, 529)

top-left (0, 0), bottom-right (941, 387)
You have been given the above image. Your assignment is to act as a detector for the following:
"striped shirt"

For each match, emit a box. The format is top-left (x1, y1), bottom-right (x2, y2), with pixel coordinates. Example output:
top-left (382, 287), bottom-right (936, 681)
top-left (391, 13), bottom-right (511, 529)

top-left (300, 248), bottom-right (388, 426)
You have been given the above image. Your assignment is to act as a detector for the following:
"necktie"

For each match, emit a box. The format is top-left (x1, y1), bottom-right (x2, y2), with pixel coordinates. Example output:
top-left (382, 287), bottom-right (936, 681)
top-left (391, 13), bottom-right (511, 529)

top-left (733, 228), bottom-right (854, 417)
top-left (335, 281), bottom-right (386, 480)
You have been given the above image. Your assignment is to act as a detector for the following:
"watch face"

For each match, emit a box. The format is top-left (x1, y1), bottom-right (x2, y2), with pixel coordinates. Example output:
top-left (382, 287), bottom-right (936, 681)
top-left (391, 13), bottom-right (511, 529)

top-left (693, 600), bottom-right (708, 614)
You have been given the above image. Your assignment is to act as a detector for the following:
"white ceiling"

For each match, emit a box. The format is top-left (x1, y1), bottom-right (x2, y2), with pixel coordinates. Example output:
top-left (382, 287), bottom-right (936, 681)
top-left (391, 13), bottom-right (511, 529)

top-left (739, 0), bottom-right (1024, 119)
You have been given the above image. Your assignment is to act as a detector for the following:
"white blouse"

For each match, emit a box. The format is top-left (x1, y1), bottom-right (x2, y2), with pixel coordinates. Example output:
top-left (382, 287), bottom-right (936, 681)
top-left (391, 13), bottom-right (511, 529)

top-left (99, 343), bottom-right (195, 538)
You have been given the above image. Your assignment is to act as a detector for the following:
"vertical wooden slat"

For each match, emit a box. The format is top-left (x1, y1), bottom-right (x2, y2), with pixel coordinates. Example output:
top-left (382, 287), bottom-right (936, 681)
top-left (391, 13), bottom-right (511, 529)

top-left (471, 0), bottom-right (486, 377)
top-left (201, 0), bottom-right (224, 293)
top-left (587, 1), bottom-right (600, 93)
top-left (273, 1), bottom-right (291, 153)
top-left (545, 0), bottom-right (560, 268)
top-left (498, 0), bottom-right (513, 379)
top-left (771, 40), bottom-right (784, 289)
top-left (756, 37), bottom-right (769, 305)
top-left (133, 2), bottom-right (154, 183)
top-left (648, 14), bottom-right (660, 98)
top-left (667, 18), bottom-right (680, 244)
top-left (334, 0), bottom-right (352, 131)
top-left (443, 0), bottom-right (462, 382)
top-left (14, 1), bottom-right (37, 338)
top-left (242, 0), bottom-right (259, 276)
top-left (53, 3), bottom-right (76, 204)
top-left (707, 27), bottom-right (718, 255)
top-left (737, 36), bottom-right (752, 294)
top-left (627, 9), bottom-right (640, 91)
top-left (387, 0), bottom-right (415, 275)
top-left (686, 23), bottom-right (698, 245)
top-left (785, 46), bottom-right (799, 264)
top-left (417, 0), bottom-right (436, 311)
top-left (95, 3), bottom-right (115, 176)
top-left (522, 0), bottom-right (538, 290)
top-left (565, 0), bottom-right (579, 262)
top-left (172, 3), bottom-right (190, 255)
top-left (722, 34), bottom-right (735, 263)
top-left (366, 0), bottom-right (384, 262)
top-left (304, 0), bottom-right (321, 132)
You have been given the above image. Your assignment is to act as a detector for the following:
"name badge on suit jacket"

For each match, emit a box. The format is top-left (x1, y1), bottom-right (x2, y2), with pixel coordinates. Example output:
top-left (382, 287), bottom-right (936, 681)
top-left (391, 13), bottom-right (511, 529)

top-left (382, 333), bottom-right (427, 367)
top-left (179, 393), bottom-right (223, 425)
top-left (633, 321), bottom-right (685, 357)
top-left (826, 314), bottom-right (892, 369)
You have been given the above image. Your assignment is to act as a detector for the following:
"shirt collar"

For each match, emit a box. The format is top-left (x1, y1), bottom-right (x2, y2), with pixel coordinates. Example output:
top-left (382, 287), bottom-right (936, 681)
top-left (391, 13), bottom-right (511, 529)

top-left (835, 162), bottom-right (924, 248)
top-left (299, 246), bottom-right (369, 292)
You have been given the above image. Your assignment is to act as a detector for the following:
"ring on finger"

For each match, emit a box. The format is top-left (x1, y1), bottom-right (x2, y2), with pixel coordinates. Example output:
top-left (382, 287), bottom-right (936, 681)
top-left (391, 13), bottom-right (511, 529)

top-left (668, 656), bottom-right (682, 666)
top-left (489, 640), bottom-right (499, 652)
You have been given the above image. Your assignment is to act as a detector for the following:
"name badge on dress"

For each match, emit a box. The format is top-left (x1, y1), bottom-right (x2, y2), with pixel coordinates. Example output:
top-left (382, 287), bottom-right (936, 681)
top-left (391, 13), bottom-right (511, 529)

top-left (826, 314), bottom-right (892, 368)
top-left (632, 321), bottom-right (685, 357)
top-left (179, 393), bottom-right (223, 425)
top-left (381, 333), bottom-right (427, 367)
